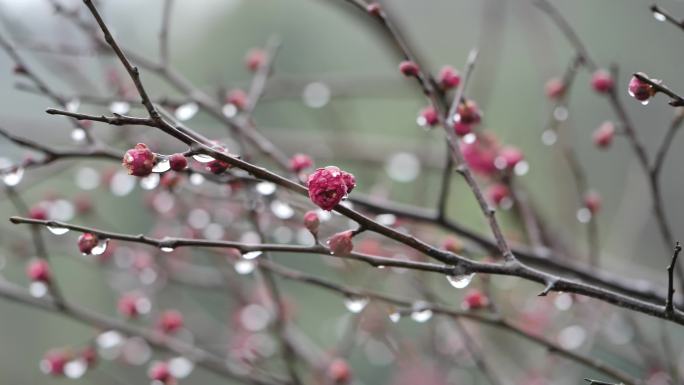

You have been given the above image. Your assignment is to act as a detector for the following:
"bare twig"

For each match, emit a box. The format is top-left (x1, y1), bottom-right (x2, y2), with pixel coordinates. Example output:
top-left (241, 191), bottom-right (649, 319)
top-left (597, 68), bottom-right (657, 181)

top-left (666, 241), bottom-right (682, 314)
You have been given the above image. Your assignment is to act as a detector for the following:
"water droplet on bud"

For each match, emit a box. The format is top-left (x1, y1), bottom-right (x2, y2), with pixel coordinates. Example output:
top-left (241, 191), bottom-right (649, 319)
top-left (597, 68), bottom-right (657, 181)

top-left (2, 167), bottom-right (24, 186)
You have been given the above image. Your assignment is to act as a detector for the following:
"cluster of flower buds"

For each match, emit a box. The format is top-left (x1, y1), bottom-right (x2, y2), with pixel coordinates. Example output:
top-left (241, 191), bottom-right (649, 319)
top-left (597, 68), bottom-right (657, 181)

top-left (307, 166), bottom-right (356, 210)
top-left (461, 132), bottom-right (525, 177)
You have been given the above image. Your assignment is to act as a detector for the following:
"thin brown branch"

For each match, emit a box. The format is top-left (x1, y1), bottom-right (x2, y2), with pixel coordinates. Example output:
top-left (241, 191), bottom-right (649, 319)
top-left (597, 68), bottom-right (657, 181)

top-left (666, 241), bottom-right (682, 314)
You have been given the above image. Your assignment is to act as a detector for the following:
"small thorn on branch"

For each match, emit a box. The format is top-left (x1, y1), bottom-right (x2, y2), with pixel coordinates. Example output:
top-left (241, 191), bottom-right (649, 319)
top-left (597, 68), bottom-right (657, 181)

top-left (538, 279), bottom-right (558, 296)
top-left (665, 241), bottom-right (682, 314)
top-left (584, 378), bottom-right (620, 385)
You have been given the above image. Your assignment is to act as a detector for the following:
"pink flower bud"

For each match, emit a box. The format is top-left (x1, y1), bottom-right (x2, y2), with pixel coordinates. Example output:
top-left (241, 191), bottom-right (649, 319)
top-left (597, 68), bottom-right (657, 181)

top-left (419, 105), bottom-right (439, 127)
top-left (328, 231), bottom-right (354, 256)
top-left (42, 349), bottom-right (69, 376)
top-left (327, 358), bottom-right (352, 384)
top-left (244, 48), bottom-right (266, 72)
top-left (158, 309), bottom-right (184, 334)
top-left (290, 153), bottom-right (313, 173)
top-left (439, 66), bottom-right (461, 89)
top-left (226, 89), bottom-right (248, 110)
top-left (80, 346), bottom-right (97, 367)
top-left (463, 289), bottom-right (488, 310)
top-left (497, 146), bottom-right (524, 170)
top-left (628, 74), bottom-right (655, 102)
top-left (453, 122), bottom-right (472, 136)
top-left (149, 361), bottom-right (174, 384)
top-left (74, 194), bottom-right (93, 214)
top-left (307, 166), bottom-right (355, 210)
top-left (545, 77), bottom-right (566, 100)
top-left (456, 100), bottom-right (482, 125)
top-left (117, 292), bottom-right (141, 319)
top-left (487, 183), bottom-right (510, 207)
top-left (29, 205), bottom-right (48, 220)
top-left (122, 143), bottom-right (156, 177)
top-left (366, 2), bottom-right (382, 16)
top-left (303, 210), bottom-right (320, 234)
top-left (442, 236), bottom-right (463, 253)
top-left (27, 259), bottom-right (50, 282)
top-left (168, 153), bottom-right (188, 171)
top-left (78, 233), bottom-right (99, 255)
top-left (593, 121), bottom-right (615, 149)
top-left (584, 191), bottom-right (601, 214)
top-left (591, 69), bottom-right (614, 93)
top-left (399, 60), bottom-right (419, 77)
top-left (460, 133), bottom-right (500, 175)
top-left (206, 159), bottom-right (231, 174)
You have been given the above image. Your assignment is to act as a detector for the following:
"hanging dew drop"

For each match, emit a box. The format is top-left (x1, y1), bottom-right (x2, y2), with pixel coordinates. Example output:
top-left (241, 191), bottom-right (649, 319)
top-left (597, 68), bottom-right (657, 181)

top-left (64, 359), bottom-right (87, 379)
top-left (641, 99), bottom-right (650, 106)
top-left (29, 281), bottom-right (48, 298)
top-left (447, 273), bottom-right (475, 289)
top-left (242, 251), bottom-right (262, 260)
top-left (192, 153), bottom-right (214, 163)
top-left (343, 296), bottom-right (369, 313)
top-left (541, 130), bottom-right (557, 146)
top-left (174, 102), bottom-right (199, 121)
top-left (410, 302), bottom-right (433, 323)
top-left (152, 157), bottom-right (171, 173)
top-left (47, 226), bottom-right (70, 235)
top-left (2, 167), bottom-right (24, 186)
top-left (91, 239), bottom-right (109, 256)
top-left (256, 181), bottom-right (276, 195)
top-left (653, 11), bottom-right (666, 22)
top-left (139, 173), bottom-right (160, 190)
top-left (71, 128), bottom-right (87, 143)
top-left (389, 311), bottom-right (401, 323)
top-left (160, 246), bottom-right (175, 253)
top-left (235, 260), bottom-right (255, 275)
top-left (109, 101), bottom-right (131, 115)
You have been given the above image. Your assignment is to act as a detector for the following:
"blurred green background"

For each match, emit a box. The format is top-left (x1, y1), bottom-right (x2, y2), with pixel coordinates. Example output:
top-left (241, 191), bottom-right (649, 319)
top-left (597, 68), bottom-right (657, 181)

top-left (1, 0), bottom-right (684, 384)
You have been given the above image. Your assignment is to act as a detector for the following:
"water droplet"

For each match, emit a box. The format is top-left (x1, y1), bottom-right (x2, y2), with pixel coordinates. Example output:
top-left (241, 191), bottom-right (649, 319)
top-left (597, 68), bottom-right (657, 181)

top-left (122, 337), bottom-right (152, 365)
top-left (554, 293), bottom-right (573, 310)
top-left (553, 106), bottom-right (568, 121)
top-left (343, 296), bottom-right (369, 313)
top-left (389, 311), bottom-right (401, 323)
top-left (463, 133), bottom-right (477, 144)
top-left (188, 209), bottom-right (211, 229)
top-left (235, 260), bottom-right (255, 275)
top-left (385, 152), bottom-right (420, 183)
top-left (242, 251), bottom-right (262, 260)
top-left (2, 167), bottom-right (24, 186)
top-left (256, 181), bottom-right (276, 195)
top-left (110, 171), bottom-right (136, 196)
top-left (91, 239), bottom-right (109, 256)
top-left (47, 226), bottom-right (70, 235)
top-left (71, 128), bottom-right (87, 143)
top-left (29, 281), bottom-right (48, 297)
top-left (410, 301), bottom-right (433, 323)
top-left (48, 199), bottom-right (75, 221)
top-left (641, 99), bottom-right (650, 106)
top-left (375, 214), bottom-right (396, 226)
top-left (653, 11), bottom-right (667, 22)
top-left (514, 160), bottom-right (529, 176)
top-left (160, 246), bottom-right (175, 253)
top-left (169, 357), bottom-right (194, 378)
top-left (222, 103), bottom-right (238, 118)
top-left (541, 129), bottom-right (557, 146)
top-left (240, 304), bottom-right (271, 332)
top-left (189, 173), bottom-right (204, 186)
top-left (64, 359), bottom-right (87, 379)
top-left (557, 325), bottom-right (586, 350)
top-left (192, 153), bottom-right (214, 163)
top-left (96, 330), bottom-right (124, 360)
top-left (152, 157), bottom-right (171, 173)
top-left (75, 167), bottom-right (100, 190)
top-left (270, 200), bottom-right (294, 219)
top-left (175, 102), bottom-right (199, 121)
top-left (576, 207), bottom-right (592, 223)
top-left (109, 101), bottom-right (130, 115)
top-left (139, 173), bottom-right (160, 190)
top-left (302, 82), bottom-right (331, 108)
top-left (446, 273), bottom-right (475, 289)
top-left (66, 99), bottom-right (80, 113)
top-left (416, 115), bottom-right (428, 127)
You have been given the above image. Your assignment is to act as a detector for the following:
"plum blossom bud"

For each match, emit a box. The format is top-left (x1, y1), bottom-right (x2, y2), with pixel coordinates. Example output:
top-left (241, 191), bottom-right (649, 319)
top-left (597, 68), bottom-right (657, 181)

top-left (463, 289), bottom-right (488, 310)
top-left (584, 191), bottom-right (602, 214)
top-left (307, 166), bottom-right (356, 210)
top-left (245, 48), bottom-right (266, 72)
top-left (487, 183), bottom-right (510, 207)
top-left (399, 60), bottom-right (419, 77)
top-left (456, 100), bottom-right (482, 125)
top-left (27, 259), bottom-right (51, 282)
top-left (206, 159), bottom-right (231, 174)
top-left (42, 349), bottom-right (69, 376)
top-left (453, 122), bottom-right (472, 137)
top-left (80, 346), bottom-right (97, 367)
top-left (29, 204), bottom-right (48, 220)
top-left (545, 77), bottom-right (566, 100)
top-left (628, 74), bottom-right (655, 102)
top-left (117, 292), bottom-right (141, 319)
top-left (591, 69), bottom-right (614, 93)
top-left (593, 121), bottom-right (615, 149)
top-left (168, 153), bottom-right (188, 171)
top-left (122, 143), bottom-right (156, 177)
top-left (442, 236), bottom-right (463, 253)
top-left (303, 210), bottom-right (320, 234)
top-left (328, 231), bottom-right (354, 256)
top-left (439, 66), bottom-right (461, 89)
top-left (366, 2), bottom-right (382, 16)
top-left (460, 133), bottom-right (500, 175)
top-left (157, 310), bottom-right (184, 334)
top-left (327, 358), bottom-right (352, 384)
top-left (497, 146), bottom-right (524, 170)
top-left (226, 89), bottom-right (248, 110)
top-left (290, 153), bottom-right (313, 173)
top-left (78, 233), bottom-right (99, 255)
top-left (149, 361), bottom-right (175, 385)
top-left (419, 106), bottom-right (439, 127)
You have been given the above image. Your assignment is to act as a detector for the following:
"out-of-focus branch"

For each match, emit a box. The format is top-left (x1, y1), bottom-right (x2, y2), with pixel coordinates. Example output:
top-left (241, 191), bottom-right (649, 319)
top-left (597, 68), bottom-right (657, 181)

top-left (666, 242), bottom-right (682, 314)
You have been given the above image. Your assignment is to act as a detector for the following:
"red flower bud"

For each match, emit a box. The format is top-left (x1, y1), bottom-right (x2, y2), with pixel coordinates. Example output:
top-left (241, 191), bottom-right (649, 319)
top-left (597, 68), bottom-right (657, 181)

top-left (168, 153), bottom-right (188, 171)
top-left (206, 159), bottom-right (231, 174)
top-left (27, 259), bottom-right (51, 282)
top-left (584, 191), bottom-right (602, 214)
top-left (245, 48), bottom-right (266, 72)
top-left (419, 105), bottom-right (439, 127)
top-left (42, 349), bottom-right (69, 376)
top-left (327, 358), bottom-right (352, 384)
top-left (307, 166), bottom-right (356, 210)
top-left (453, 122), bottom-right (472, 136)
top-left (463, 289), bottom-right (488, 310)
top-left (455, 100), bottom-right (482, 125)
top-left (366, 2), bottom-right (382, 16)
top-left (226, 89), bottom-right (248, 110)
top-left (29, 205), bottom-right (48, 220)
top-left (593, 121), bottom-right (615, 149)
top-left (78, 233), bottom-right (99, 255)
top-left (122, 143), bottom-right (156, 177)
top-left (117, 292), bottom-right (141, 319)
top-left (290, 153), bottom-right (313, 173)
top-left (497, 146), bottom-right (524, 170)
top-left (628, 74), bottom-right (655, 102)
top-left (487, 183), bottom-right (510, 207)
top-left (545, 77), bottom-right (566, 100)
top-left (328, 231), bottom-right (354, 256)
top-left (303, 210), bottom-right (320, 234)
top-left (439, 66), bottom-right (461, 89)
top-left (158, 309), bottom-right (184, 334)
top-left (149, 361), bottom-right (175, 384)
top-left (399, 60), bottom-right (419, 77)
top-left (460, 133), bottom-right (500, 175)
top-left (591, 69), bottom-right (614, 93)
top-left (442, 236), bottom-right (463, 253)
top-left (80, 346), bottom-right (97, 367)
